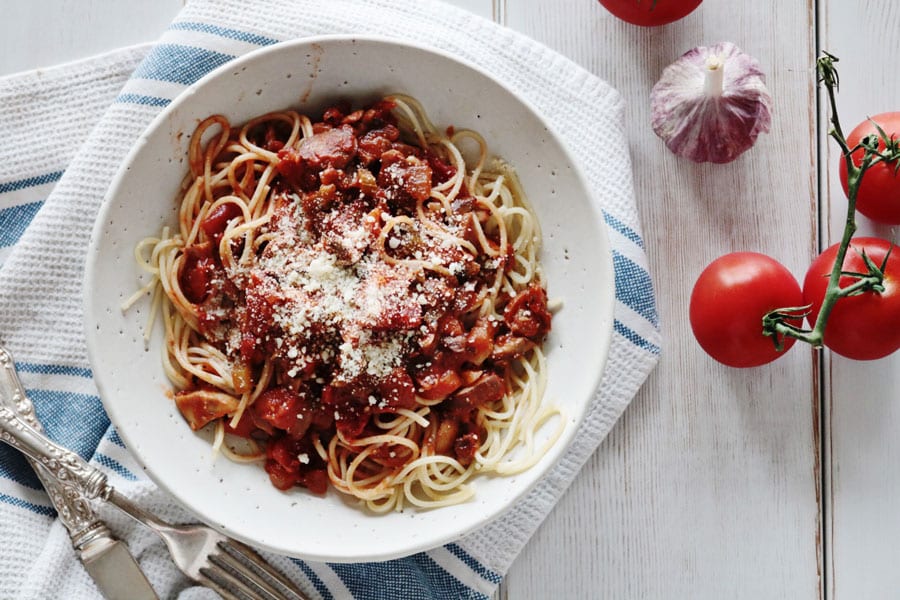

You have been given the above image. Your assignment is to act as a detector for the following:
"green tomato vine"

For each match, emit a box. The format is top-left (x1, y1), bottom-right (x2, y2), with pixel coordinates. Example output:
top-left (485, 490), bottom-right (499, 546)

top-left (764, 52), bottom-right (900, 348)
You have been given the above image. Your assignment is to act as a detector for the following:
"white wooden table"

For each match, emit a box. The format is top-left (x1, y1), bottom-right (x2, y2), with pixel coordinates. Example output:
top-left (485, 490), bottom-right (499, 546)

top-left (3, 1), bottom-right (899, 598)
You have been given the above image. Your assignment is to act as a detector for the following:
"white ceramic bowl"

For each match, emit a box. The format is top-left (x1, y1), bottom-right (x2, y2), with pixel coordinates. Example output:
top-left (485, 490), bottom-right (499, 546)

top-left (84, 35), bottom-right (614, 562)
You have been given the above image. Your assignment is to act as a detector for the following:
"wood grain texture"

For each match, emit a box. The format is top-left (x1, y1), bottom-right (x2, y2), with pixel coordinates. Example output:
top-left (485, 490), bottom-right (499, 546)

top-left (0, 0), bottom-right (184, 76)
top-left (7, 1), bottom-right (899, 599)
top-left (819, 3), bottom-right (900, 599)
top-left (501, 0), bottom-right (821, 597)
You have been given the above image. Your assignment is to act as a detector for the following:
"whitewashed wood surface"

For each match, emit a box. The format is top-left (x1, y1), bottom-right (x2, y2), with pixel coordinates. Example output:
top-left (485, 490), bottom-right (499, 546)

top-left (2, 1), bottom-right (898, 599)
top-left (819, 4), bottom-right (900, 600)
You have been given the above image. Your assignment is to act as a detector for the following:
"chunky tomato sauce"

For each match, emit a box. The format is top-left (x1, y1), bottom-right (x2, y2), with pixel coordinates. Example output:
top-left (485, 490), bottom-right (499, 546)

top-left (174, 100), bottom-right (551, 494)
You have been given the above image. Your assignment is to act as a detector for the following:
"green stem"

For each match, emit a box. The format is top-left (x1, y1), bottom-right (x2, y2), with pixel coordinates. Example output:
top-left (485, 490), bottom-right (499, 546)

top-left (805, 70), bottom-right (862, 341)
top-left (766, 53), bottom-right (888, 348)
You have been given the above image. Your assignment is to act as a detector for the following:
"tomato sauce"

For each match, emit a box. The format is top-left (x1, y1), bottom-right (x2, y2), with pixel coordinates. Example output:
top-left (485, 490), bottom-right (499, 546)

top-left (175, 100), bottom-right (552, 494)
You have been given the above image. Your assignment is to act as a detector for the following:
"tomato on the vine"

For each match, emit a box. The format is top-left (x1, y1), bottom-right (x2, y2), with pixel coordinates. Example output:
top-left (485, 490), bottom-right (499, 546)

top-left (690, 252), bottom-right (803, 368)
top-left (598, 0), bottom-right (702, 26)
top-left (839, 112), bottom-right (900, 224)
top-left (803, 237), bottom-right (900, 360)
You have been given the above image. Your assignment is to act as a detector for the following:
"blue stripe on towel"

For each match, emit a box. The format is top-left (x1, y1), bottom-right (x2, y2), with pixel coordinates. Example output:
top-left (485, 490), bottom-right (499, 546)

top-left (106, 427), bottom-right (127, 449)
top-left (330, 553), bottom-right (488, 600)
top-left (0, 492), bottom-right (54, 517)
top-left (15, 362), bottom-right (93, 379)
top-left (94, 453), bottom-right (137, 481)
top-left (0, 202), bottom-right (43, 248)
top-left (0, 171), bottom-right (63, 195)
top-left (131, 44), bottom-right (236, 86)
top-left (612, 251), bottom-right (659, 327)
top-left (404, 552), bottom-right (488, 600)
top-left (114, 93), bottom-right (171, 107)
top-left (288, 560), bottom-right (333, 600)
top-left (0, 448), bottom-right (44, 490)
top-left (26, 389), bottom-right (109, 459)
top-left (445, 543), bottom-right (502, 584)
top-left (603, 211), bottom-right (644, 249)
top-left (614, 319), bottom-right (661, 356)
top-left (169, 21), bottom-right (279, 46)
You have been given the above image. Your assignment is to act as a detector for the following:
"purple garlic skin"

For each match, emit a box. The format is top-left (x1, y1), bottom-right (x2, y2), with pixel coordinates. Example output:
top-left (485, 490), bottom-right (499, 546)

top-left (650, 42), bottom-right (773, 164)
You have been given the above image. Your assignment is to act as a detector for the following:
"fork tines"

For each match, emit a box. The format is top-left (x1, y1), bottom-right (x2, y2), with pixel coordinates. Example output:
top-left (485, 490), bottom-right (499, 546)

top-left (200, 541), bottom-right (309, 600)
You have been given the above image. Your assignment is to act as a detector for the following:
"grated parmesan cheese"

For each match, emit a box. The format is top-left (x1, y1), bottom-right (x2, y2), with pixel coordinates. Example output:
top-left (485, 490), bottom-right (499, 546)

top-left (229, 204), bottom-right (423, 384)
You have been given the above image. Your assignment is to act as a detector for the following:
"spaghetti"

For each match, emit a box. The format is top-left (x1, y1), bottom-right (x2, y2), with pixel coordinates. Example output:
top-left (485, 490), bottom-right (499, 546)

top-left (127, 95), bottom-right (561, 512)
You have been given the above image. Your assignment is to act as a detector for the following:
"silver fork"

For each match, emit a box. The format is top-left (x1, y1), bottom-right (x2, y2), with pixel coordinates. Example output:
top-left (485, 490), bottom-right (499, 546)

top-left (0, 347), bottom-right (310, 600)
top-left (104, 490), bottom-right (309, 600)
top-left (0, 344), bottom-right (158, 599)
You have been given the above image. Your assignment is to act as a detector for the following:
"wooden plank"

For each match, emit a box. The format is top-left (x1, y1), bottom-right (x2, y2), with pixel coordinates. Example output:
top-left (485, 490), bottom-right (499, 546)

top-left (0, 0), bottom-right (183, 76)
top-left (819, 2), bottom-right (900, 598)
top-left (501, 1), bottom-right (822, 597)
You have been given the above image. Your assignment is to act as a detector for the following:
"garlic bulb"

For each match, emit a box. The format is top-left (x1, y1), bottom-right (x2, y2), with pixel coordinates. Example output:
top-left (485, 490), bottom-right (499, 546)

top-left (650, 42), bottom-right (772, 163)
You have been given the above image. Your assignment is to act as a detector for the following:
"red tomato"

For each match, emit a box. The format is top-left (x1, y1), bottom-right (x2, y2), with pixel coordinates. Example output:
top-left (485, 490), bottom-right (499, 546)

top-left (376, 368), bottom-right (418, 412)
top-left (200, 202), bottom-right (243, 242)
top-left (803, 237), bottom-right (900, 360)
top-left (598, 0), bottom-right (702, 26)
top-left (839, 112), bottom-right (900, 224)
top-left (690, 253), bottom-right (803, 367)
top-left (179, 244), bottom-right (218, 304)
top-left (224, 411), bottom-right (256, 438)
top-left (251, 387), bottom-right (313, 438)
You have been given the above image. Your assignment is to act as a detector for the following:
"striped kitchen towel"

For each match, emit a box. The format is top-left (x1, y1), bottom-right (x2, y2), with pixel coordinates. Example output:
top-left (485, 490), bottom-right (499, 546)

top-left (0, 0), bottom-right (661, 598)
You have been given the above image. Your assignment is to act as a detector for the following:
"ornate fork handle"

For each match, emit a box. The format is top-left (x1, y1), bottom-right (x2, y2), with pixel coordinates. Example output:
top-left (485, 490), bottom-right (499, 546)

top-left (0, 405), bottom-right (109, 500)
top-left (0, 347), bottom-right (114, 546)
top-left (0, 347), bottom-right (41, 430)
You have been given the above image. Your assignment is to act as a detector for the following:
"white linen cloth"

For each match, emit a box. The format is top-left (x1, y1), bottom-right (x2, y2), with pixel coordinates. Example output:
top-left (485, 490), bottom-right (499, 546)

top-left (0, 0), bottom-right (661, 597)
